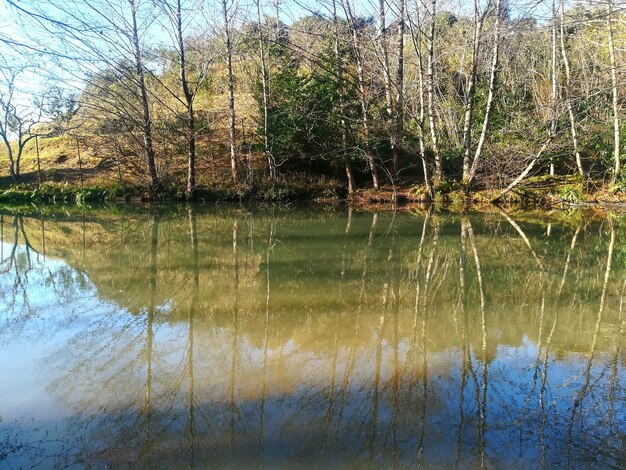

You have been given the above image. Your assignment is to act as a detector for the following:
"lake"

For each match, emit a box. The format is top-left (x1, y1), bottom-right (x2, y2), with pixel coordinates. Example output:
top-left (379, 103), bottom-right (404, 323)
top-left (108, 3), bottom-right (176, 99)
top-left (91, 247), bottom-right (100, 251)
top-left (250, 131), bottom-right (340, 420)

top-left (1, 205), bottom-right (625, 468)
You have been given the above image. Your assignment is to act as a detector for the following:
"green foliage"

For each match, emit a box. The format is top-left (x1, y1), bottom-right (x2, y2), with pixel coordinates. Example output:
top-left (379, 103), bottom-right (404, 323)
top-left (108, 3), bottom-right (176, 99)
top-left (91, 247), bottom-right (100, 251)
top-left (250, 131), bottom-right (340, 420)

top-left (584, 127), bottom-right (613, 169)
top-left (558, 186), bottom-right (583, 203)
top-left (258, 40), bottom-right (360, 173)
top-left (270, 65), bottom-right (344, 160)
top-left (610, 178), bottom-right (626, 194)
top-left (433, 178), bottom-right (459, 194)
top-left (409, 185), bottom-right (432, 200)
top-left (41, 86), bottom-right (78, 136)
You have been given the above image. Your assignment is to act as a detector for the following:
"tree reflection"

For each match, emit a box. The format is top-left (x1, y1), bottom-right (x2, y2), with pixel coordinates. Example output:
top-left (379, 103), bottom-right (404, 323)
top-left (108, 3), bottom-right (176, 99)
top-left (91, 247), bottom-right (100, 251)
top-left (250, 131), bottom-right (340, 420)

top-left (567, 219), bottom-right (616, 464)
top-left (187, 205), bottom-right (198, 466)
top-left (0, 215), bottom-right (44, 325)
top-left (1, 208), bottom-right (626, 468)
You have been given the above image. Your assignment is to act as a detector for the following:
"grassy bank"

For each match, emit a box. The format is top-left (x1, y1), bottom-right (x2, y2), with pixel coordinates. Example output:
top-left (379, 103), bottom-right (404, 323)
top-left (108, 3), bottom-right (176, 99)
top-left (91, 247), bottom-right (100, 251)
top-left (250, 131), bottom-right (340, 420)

top-left (0, 175), bottom-right (345, 205)
top-left (3, 135), bottom-right (626, 211)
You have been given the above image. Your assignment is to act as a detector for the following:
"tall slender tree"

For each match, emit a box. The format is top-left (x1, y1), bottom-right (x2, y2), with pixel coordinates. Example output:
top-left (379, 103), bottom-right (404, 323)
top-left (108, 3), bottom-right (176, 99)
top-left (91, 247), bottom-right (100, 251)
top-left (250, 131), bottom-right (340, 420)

top-left (342, 0), bottom-right (380, 188)
top-left (559, 0), bottom-right (585, 179)
top-left (393, 0), bottom-right (406, 178)
top-left (130, 0), bottom-right (160, 195)
top-left (157, 0), bottom-right (206, 199)
top-left (255, 0), bottom-right (275, 180)
top-left (332, 0), bottom-right (355, 193)
top-left (426, 0), bottom-right (442, 181)
top-left (607, 0), bottom-right (621, 184)
top-left (407, 0), bottom-right (433, 196)
top-left (467, 0), bottom-right (502, 185)
top-left (221, 0), bottom-right (238, 181)
top-left (461, 0), bottom-right (488, 184)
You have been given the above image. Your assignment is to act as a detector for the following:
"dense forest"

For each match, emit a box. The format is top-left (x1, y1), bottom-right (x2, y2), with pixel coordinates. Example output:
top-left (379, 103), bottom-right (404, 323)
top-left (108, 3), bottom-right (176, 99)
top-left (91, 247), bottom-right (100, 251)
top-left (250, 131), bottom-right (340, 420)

top-left (0, 0), bottom-right (624, 202)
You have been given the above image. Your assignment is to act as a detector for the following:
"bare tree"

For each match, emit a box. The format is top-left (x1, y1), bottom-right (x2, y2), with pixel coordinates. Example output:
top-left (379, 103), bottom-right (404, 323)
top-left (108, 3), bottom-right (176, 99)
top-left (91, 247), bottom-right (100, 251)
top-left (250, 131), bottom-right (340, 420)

top-left (331, 0), bottom-right (355, 193)
top-left (255, 0), bottom-right (276, 180)
top-left (342, 0), bottom-right (380, 189)
top-left (0, 65), bottom-right (53, 181)
top-left (549, 0), bottom-right (558, 176)
top-left (606, 0), bottom-right (620, 184)
top-left (559, 0), bottom-right (585, 179)
top-left (3, 0), bottom-right (624, 197)
top-left (467, 0), bottom-right (502, 186)
top-left (393, 0), bottom-right (406, 177)
top-left (426, 0), bottom-right (442, 180)
top-left (16, 0), bottom-right (167, 194)
top-left (129, 0), bottom-right (160, 195)
top-left (156, 0), bottom-right (208, 199)
top-left (221, 0), bottom-right (239, 181)
top-left (407, 0), bottom-right (433, 196)
top-left (461, 0), bottom-right (489, 184)
top-left (378, 0), bottom-right (395, 176)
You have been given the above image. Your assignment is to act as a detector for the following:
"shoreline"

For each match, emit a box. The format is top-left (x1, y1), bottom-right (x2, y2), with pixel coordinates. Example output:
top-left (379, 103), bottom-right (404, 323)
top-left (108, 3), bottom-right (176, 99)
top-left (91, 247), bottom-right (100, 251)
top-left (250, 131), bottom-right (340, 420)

top-left (2, 175), bottom-right (626, 213)
top-left (0, 185), bottom-right (626, 219)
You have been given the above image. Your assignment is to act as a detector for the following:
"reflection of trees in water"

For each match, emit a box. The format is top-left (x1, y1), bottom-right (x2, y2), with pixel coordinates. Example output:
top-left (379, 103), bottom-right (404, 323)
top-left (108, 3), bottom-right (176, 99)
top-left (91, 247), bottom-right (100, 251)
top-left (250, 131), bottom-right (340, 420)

top-left (187, 205), bottom-right (198, 466)
top-left (566, 220), bottom-right (620, 466)
top-left (0, 214), bottom-right (93, 337)
top-left (2, 209), bottom-right (626, 467)
top-left (1, 215), bottom-right (39, 316)
top-left (467, 219), bottom-right (488, 468)
top-left (536, 225), bottom-right (580, 466)
top-left (452, 218), bottom-right (490, 468)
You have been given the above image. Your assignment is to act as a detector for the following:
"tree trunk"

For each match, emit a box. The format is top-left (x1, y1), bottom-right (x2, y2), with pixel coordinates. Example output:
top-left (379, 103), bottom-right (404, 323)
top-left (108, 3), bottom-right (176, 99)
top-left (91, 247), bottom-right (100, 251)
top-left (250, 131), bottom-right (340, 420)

top-left (0, 74), bottom-right (18, 183)
top-left (36, 135), bottom-right (42, 186)
top-left (549, 0), bottom-right (558, 176)
top-left (427, 0), bottom-right (442, 180)
top-left (332, 0), bottom-right (354, 194)
top-left (15, 138), bottom-right (23, 179)
top-left (2, 137), bottom-right (15, 182)
top-left (186, 103), bottom-right (196, 198)
top-left (256, 0), bottom-right (275, 181)
top-left (15, 132), bottom-right (35, 180)
top-left (559, 0), bottom-right (585, 179)
top-left (461, 0), bottom-right (486, 183)
top-left (360, 81), bottom-right (380, 189)
top-left (75, 138), bottom-right (84, 189)
top-left (174, 0), bottom-right (196, 200)
top-left (379, 0), bottom-right (394, 178)
top-left (222, 0), bottom-right (238, 181)
top-left (408, 0), bottom-right (433, 197)
top-left (342, 0), bottom-right (379, 189)
top-left (130, 0), bottom-right (159, 196)
top-left (468, 0), bottom-right (501, 185)
top-left (607, 0), bottom-right (620, 184)
top-left (393, 0), bottom-right (405, 178)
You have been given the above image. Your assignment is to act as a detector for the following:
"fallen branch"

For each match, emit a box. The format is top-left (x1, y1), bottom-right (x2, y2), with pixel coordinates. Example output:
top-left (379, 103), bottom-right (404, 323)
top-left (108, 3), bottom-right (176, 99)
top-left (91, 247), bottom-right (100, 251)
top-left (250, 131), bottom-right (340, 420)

top-left (491, 138), bottom-right (553, 203)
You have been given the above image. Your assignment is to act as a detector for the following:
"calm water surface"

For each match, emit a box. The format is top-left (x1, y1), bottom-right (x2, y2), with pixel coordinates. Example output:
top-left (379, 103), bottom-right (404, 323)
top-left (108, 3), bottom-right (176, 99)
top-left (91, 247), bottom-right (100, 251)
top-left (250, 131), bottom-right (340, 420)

top-left (1, 206), bottom-right (626, 469)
